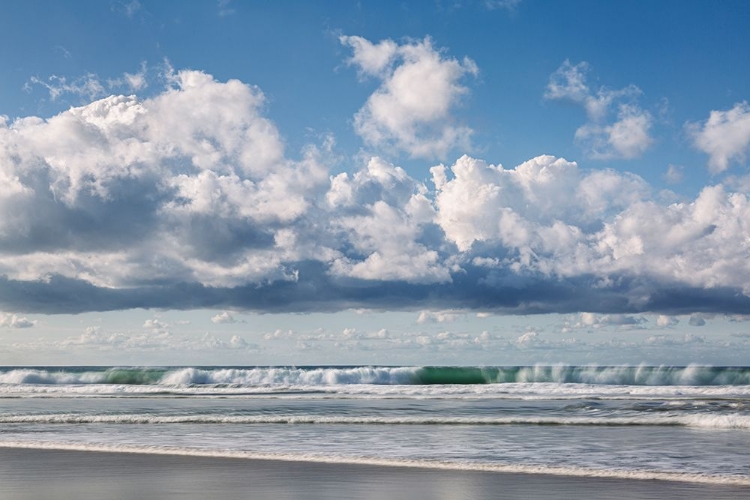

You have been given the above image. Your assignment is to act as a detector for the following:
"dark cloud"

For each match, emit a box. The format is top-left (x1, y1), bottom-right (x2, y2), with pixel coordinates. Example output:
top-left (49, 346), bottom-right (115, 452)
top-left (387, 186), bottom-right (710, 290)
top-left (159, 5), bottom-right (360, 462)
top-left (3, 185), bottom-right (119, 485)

top-left (3, 268), bottom-right (750, 316)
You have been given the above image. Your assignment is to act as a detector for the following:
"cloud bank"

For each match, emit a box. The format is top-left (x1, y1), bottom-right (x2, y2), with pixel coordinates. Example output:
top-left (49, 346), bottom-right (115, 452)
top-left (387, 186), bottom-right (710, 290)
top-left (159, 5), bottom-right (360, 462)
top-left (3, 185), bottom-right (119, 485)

top-left (2, 38), bottom-right (750, 316)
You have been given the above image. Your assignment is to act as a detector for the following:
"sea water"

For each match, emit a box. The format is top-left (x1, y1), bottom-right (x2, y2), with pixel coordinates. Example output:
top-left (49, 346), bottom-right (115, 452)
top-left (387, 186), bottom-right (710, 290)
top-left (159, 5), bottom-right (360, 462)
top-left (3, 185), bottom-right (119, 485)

top-left (1, 365), bottom-right (749, 485)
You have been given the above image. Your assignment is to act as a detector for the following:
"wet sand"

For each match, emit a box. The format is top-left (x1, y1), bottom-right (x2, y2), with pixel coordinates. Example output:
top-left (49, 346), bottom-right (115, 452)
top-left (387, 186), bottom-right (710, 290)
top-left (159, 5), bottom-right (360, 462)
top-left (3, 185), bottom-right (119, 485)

top-left (0, 448), bottom-right (747, 500)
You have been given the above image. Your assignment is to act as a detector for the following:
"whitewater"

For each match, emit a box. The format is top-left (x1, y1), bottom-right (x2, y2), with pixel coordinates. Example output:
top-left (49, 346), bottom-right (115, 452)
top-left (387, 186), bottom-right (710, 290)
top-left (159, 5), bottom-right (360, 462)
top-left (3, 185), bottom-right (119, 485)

top-left (1, 365), bottom-right (749, 485)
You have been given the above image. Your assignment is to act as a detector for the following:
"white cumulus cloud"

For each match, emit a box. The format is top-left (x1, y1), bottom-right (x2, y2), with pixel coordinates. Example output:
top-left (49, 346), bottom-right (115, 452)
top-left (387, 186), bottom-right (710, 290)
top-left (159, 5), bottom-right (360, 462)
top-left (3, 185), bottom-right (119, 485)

top-left (0, 314), bottom-right (37, 328)
top-left (688, 101), bottom-right (750, 173)
top-left (430, 154), bottom-right (750, 297)
top-left (573, 312), bottom-right (646, 329)
top-left (416, 310), bottom-right (463, 324)
top-left (3, 62), bottom-right (750, 317)
top-left (16, 327), bottom-right (258, 352)
top-left (211, 311), bottom-right (242, 324)
top-left (1, 69), bottom-right (329, 289)
top-left (656, 315), bottom-right (679, 328)
top-left (341, 35), bottom-right (478, 159)
top-left (327, 156), bottom-right (449, 283)
top-left (546, 60), bottom-right (653, 159)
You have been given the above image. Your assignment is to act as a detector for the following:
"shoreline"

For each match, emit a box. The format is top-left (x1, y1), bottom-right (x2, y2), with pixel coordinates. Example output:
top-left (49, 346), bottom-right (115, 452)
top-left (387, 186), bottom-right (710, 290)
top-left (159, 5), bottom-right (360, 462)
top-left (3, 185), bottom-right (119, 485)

top-left (1, 441), bottom-right (748, 488)
top-left (1, 447), bottom-right (748, 500)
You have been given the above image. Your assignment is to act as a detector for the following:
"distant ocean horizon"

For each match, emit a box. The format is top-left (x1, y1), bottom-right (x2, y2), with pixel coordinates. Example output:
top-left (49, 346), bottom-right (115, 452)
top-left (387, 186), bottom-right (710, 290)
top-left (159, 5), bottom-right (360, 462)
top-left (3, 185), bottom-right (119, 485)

top-left (1, 364), bottom-right (749, 486)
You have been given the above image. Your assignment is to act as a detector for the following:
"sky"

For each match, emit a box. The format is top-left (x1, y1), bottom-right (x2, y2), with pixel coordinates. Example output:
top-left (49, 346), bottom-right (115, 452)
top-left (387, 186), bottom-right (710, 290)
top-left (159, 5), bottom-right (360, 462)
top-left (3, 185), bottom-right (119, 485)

top-left (1, 0), bottom-right (750, 366)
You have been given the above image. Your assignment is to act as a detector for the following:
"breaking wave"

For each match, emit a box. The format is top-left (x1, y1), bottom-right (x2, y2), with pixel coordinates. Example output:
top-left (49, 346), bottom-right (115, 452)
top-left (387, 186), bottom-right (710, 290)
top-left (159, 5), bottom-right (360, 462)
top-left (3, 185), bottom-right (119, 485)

top-left (1, 365), bottom-right (750, 387)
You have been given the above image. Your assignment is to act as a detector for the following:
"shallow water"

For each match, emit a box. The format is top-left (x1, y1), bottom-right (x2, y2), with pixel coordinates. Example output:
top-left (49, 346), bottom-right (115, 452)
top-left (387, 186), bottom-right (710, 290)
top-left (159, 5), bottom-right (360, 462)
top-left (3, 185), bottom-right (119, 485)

top-left (1, 448), bottom-right (749, 500)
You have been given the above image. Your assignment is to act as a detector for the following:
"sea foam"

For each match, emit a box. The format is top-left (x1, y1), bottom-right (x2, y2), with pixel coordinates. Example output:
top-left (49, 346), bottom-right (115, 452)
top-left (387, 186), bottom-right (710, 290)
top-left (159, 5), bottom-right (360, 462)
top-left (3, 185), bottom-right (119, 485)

top-left (0, 441), bottom-right (748, 487)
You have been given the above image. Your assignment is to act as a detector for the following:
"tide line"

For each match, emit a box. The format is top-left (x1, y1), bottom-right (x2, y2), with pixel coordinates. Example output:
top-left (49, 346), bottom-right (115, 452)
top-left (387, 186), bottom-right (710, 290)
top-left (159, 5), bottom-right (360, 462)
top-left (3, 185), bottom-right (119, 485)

top-left (0, 440), bottom-right (748, 487)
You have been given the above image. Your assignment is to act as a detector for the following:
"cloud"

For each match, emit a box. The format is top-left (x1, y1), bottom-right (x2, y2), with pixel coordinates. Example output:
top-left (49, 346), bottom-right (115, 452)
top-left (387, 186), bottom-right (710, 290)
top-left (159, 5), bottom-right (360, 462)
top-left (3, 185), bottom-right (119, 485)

top-left (143, 318), bottom-right (169, 332)
top-left (25, 74), bottom-right (106, 102)
top-left (263, 329), bottom-right (296, 340)
top-left (655, 315), bottom-right (679, 328)
top-left (341, 35), bottom-right (478, 159)
top-left (228, 335), bottom-right (249, 348)
top-left (545, 60), bottom-right (653, 159)
top-left (645, 333), bottom-right (705, 346)
top-left (107, 62), bottom-right (148, 92)
top-left (211, 311), bottom-right (237, 324)
top-left (688, 315), bottom-right (707, 327)
top-left (4, 68), bottom-right (750, 317)
top-left (0, 313), bottom-right (36, 328)
top-left (111, 0), bottom-right (141, 18)
top-left (14, 326), bottom-right (258, 352)
top-left (575, 105), bottom-right (653, 160)
top-left (416, 310), bottom-right (463, 324)
top-left (484, 0), bottom-right (522, 10)
top-left (515, 330), bottom-right (539, 347)
top-left (125, 0), bottom-right (141, 17)
top-left (664, 164), bottom-right (683, 184)
top-left (54, 46), bottom-right (72, 59)
top-left (432, 156), bottom-right (750, 300)
top-left (568, 312), bottom-right (646, 330)
top-left (26, 64), bottom-right (151, 102)
top-left (4, 69), bottom-right (326, 290)
top-left (326, 156), bottom-right (449, 283)
top-left (218, 0), bottom-right (235, 17)
top-left (688, 102), bottom-right (750, 174)
top-left (431, 154), bottom-right (648, 253)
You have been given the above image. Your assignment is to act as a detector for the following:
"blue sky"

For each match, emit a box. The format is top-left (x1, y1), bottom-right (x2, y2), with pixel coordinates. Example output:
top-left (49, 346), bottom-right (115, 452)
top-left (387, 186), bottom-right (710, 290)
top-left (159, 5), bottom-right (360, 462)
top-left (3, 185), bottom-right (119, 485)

top-left (1, 0), bottom-right (750, 365)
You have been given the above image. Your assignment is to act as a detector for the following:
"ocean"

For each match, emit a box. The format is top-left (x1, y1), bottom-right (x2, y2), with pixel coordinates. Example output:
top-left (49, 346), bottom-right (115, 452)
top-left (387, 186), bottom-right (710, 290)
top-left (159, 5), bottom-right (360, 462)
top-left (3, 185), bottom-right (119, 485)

top-left (1, 365), bottom-right (749, 488)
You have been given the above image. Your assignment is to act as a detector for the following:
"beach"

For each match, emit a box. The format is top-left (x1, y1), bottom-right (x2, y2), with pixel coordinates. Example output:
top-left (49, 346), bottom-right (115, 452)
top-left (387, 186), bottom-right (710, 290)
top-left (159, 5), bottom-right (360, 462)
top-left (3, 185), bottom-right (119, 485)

top-left (1, 447), bottom-right (748, 500)
top-left (3, 1), bottom-right (750, 497)
top-left (1, 366), bottom-right (749, 497)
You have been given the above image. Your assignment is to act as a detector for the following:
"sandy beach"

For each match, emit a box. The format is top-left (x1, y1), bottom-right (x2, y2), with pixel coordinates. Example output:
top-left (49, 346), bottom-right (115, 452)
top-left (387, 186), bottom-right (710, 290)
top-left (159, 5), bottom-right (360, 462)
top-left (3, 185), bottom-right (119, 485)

top-left (0, 447), bottom-right (747, 500)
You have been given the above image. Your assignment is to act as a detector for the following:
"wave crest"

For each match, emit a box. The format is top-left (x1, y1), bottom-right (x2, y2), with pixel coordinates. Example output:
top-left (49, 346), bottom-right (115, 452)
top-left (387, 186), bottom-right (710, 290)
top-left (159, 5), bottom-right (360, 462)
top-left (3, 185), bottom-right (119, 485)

top-left (1, 365), bottom-right (750, 387)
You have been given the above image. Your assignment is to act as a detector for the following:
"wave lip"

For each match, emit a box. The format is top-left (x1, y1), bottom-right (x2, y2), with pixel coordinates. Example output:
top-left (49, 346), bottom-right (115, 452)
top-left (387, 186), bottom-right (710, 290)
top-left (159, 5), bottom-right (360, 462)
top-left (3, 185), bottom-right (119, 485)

top-left (2, 365), bottom-right (750, 387)
top-left (157, 366), bottom-right (418, 386)
top-left (0, 368), bottom-right (166, 386)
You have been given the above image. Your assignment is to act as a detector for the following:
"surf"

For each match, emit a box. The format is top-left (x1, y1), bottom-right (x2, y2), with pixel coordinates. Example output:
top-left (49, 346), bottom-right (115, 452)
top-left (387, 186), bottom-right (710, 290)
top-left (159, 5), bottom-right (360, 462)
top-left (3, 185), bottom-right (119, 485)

top-left (2, 364), bottom-right (750, 387)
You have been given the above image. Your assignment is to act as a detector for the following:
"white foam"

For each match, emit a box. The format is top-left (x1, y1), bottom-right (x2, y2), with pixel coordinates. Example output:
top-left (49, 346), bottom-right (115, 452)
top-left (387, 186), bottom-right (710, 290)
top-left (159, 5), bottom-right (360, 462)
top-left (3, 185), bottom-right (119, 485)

top-left (3, 413), bottom-right (749, 428)
top-left (157, 366), bottom-right (419, 386)
top-left (2, 382), bottom-right (750, 401)
top-left (0, 369), bottom-right (106, 385)
top-left (0, 440), bottom-right (748, 487)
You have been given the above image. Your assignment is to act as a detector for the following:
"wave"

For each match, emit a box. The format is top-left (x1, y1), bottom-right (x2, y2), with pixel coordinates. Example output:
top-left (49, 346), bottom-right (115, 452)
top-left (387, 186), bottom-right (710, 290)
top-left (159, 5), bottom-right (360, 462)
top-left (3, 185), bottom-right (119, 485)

top-left (2, 413), bottom-right (749, 428)
top-left (0, 441), bottom-right (748, 486)
top-left (412, 365), bottom-right (750, 386)
top-left (3, 383), bottom-right (750, 400)
top-left (0, 368), bottom-right (168, 385)
top-left (2, 365), bottom-right (750, 387)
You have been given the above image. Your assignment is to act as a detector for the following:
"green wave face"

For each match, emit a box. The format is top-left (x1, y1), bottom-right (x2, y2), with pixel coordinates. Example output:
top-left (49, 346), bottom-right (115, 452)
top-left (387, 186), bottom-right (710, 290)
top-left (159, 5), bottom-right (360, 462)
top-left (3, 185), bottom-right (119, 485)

top-left (103, 369), bottom-right (168, 385)
top-left (412, 366), bottom-right (750, 386)
top-left (413, 367), bottom-right (506, 384)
